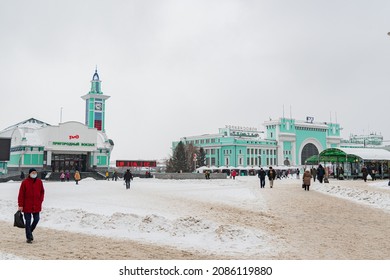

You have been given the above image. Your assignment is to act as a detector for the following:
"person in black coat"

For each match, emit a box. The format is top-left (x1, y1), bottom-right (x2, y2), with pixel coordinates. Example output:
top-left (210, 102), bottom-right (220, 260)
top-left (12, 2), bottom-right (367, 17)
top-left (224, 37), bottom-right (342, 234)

top-left (317, 164), bottom-right (325, 183)
top-left (123, 169), bottom-right (133, 189)
top-left (257, 168), bottom-right (266, 188)
top-left (361, 166), bottom-right (368, 182)
top-left (267, 167), bottom-right (276, 188)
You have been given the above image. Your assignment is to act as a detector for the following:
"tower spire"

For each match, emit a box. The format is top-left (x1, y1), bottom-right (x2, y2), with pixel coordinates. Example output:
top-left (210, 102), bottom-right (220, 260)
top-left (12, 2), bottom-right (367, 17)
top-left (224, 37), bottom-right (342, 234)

top-left (81, 68), bottom-right (110, 132)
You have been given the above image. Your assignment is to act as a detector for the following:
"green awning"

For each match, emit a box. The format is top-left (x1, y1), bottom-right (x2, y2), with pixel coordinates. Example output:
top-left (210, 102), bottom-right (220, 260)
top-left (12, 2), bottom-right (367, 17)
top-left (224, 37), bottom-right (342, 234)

top-left (305, 148), bottom-right (390, 165)
top-left (318, 148), bottom-right (360, 163)
top-left (305, 154), bottom-right (320, 164)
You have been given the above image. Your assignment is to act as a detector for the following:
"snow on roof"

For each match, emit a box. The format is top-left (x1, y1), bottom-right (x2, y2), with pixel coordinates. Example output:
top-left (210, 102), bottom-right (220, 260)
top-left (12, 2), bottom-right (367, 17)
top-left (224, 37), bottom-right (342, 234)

top-left (3, 118), bottom-right (50, 131)
top-left (340, 148), bottom-right (390, 161)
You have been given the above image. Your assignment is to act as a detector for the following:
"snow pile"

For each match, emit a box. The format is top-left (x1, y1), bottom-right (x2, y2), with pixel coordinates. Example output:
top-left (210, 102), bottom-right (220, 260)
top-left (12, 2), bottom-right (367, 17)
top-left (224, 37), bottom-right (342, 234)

top-left (313, 180), bottom-right (390, 212)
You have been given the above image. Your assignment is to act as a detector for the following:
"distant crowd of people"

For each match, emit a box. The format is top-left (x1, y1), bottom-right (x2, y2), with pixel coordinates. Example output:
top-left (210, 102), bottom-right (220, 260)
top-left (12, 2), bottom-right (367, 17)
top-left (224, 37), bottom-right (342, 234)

top-left (252, 164), bottom-right (327, 190)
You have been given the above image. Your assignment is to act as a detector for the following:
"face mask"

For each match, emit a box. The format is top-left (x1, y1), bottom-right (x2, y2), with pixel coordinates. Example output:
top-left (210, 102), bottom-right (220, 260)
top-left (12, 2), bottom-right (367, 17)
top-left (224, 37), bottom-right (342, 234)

top-left (30, 174), bottom-right (37, 179)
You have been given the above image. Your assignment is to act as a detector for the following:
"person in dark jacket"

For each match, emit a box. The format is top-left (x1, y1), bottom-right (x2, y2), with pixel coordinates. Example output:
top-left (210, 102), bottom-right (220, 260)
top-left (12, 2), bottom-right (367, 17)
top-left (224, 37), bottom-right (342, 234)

top-left (361, 166), bottom-right (368, 182)
top-left (311, 167), bottom-right (317, 182)
top-left (123, 169), bottom-right (133, 189)
top-left (257, 168), bottom-right (266, 188)
top-left (18, 168), bottom-right (45, 244)
top-left (317, 164), bottom-right (325, 183)
top-left (267, 167), bottom-right (276, 188)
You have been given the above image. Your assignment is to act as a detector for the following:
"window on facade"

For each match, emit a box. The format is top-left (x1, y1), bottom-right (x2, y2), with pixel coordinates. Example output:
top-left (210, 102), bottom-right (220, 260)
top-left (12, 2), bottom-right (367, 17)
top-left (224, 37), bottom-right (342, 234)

top-left (247, 148), bottom-right (250, 154)
top-left (206, 139), bottom-right (210, 143)
top-left (247, 158), bottom-right (250, 165)
top-left (195, 140), bottom-right (199, 144)
top-left (211, 149), bottom-right (215, 155)
top-left (211, 158), bottom-right (216, 165)
top-left (255, 149), bottom-right (258, 155)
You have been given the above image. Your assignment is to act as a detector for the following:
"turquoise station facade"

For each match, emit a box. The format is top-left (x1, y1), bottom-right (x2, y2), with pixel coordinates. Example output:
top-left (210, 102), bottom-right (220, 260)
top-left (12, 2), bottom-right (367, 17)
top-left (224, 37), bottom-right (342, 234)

top-left (0, 70), bottom-right (113, 173)
top-left (265, 117), bottom-right (342, 166)
top-left (173, 117), bottom-right (342, 168)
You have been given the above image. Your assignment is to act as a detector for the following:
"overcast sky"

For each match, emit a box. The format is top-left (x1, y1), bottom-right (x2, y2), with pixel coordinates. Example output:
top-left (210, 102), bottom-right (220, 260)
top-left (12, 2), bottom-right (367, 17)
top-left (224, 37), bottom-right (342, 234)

top-left (1, 0), bottom-right (390, 161)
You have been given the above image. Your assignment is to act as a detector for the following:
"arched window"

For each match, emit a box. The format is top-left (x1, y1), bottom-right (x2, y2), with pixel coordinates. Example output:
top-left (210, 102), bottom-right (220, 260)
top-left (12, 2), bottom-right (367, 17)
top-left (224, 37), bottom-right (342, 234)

top-left (301, 143), bottom-right (319, 164)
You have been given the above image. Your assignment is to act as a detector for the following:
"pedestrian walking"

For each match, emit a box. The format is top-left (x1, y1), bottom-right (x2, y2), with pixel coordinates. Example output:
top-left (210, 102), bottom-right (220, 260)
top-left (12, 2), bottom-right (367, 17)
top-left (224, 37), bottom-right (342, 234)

top-left (257, 168), bottom-right (266, 188)
top-left (231, 169), bottom-right (237, 180)
top-left (361, 166), bottom-right (368, 182)
top-left (267, 166), bottom-right (276, 188)
top-left (311, 167), bottom-right (317, 182)
top-left (296, 168), bottom-right (300, 179)
top-left (303, 169), bottom-right (312, 191)
top-left (317, 164), bottom-right (325, 183)
top-left (113, 171), bottom-right (118, 181)
top-left (74, 170), bottom-right (81, 185)
top-left (60, 171), bottom-right (65, 182)
top-left (17, 168), bottom-right (45, 243)
top-left (65, 171), bottom-right (70, 182)
top-left (123, 169), bottom-right (133, 189)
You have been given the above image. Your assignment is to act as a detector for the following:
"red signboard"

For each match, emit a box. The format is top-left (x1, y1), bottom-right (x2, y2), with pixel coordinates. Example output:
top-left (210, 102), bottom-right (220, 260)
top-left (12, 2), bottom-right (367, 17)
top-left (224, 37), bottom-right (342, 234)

top-left (94, 120), bottom-right (102, 131)
top-left (116, 160), bottom-right (157, 168)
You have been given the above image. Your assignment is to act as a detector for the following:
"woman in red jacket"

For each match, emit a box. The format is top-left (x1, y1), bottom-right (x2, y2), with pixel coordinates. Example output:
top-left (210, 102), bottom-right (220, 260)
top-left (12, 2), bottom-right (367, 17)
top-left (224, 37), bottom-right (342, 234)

top-left (18, 168), bottom-right (45, 244)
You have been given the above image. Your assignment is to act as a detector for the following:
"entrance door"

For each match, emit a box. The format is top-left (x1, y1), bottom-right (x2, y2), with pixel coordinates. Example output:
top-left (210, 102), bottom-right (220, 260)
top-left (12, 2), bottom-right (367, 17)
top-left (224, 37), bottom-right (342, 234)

top-left (301, 143), bottom-right (319, 165)
top-left (51, 154), bottom-right (87, 172)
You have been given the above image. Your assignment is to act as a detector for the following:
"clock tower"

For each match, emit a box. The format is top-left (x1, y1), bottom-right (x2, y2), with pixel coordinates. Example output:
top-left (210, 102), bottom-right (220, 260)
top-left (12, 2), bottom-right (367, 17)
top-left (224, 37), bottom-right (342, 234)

top-left (81, 68), bottom-right (110, 132)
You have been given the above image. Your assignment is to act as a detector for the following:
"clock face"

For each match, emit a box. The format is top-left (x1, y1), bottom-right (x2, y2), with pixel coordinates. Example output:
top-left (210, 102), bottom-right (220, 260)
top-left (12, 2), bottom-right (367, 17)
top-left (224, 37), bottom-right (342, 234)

top-left (95, 102), bottom-right (102, 111)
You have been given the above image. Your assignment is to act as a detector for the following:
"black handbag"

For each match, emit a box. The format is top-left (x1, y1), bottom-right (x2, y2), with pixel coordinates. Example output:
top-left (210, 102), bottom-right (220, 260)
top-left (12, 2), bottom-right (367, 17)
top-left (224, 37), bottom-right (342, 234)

top-left (14, 210), bottom-right (25, 228)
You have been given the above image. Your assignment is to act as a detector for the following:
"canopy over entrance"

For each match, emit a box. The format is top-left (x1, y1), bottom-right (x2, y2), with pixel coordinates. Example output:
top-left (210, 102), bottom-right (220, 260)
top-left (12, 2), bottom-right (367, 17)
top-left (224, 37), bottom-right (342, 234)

top-left (306, 148), bottom-right (390, 164)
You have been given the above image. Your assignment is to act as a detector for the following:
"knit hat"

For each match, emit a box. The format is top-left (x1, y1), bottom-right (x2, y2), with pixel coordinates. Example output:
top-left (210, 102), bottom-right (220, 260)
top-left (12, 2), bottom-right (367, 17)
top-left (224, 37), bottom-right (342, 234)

top-left (28, 168), bottom-right (37, 174)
